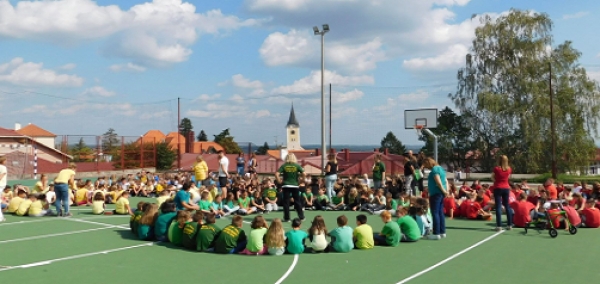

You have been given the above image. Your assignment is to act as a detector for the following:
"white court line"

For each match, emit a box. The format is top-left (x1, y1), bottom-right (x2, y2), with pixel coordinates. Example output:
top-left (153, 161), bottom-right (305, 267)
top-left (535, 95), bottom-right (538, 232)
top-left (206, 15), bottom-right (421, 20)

top-left (0, 225), bottom-right (128, 244)
top-left (0, 218), bottom-right (58, 227)
top-left (0, 214), bottom-right (130, 227)
top-left (396, 230), bottom-right (504, 284)
top-left (0, 242), bottom-right (155, 272)
top-left (63, 218), bottom-right (129, 229)
top-left (274, 254), bottom-right (299, 284)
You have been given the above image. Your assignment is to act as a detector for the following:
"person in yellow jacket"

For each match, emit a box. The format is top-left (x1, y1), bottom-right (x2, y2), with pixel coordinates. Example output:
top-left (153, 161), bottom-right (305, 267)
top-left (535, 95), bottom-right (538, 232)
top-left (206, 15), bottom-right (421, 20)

top-left (54, 163), bottom-right (77, 217)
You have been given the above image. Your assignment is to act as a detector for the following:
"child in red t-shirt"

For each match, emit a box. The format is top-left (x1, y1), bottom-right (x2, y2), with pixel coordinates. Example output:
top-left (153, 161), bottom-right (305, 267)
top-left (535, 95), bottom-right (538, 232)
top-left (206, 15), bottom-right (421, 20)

top-left (579, 199), bottom-right (600, 228)
top-left (476, 189), bottom-right (491, 211)
top-left (546, 202), bottom-right (563, 229)
top-left (443, 192), bottom-right (460, 219)
top-left (463, 193), bottom-right (491, 220)
top-left (561, 201), bottom-right (581, 229)
top-left (510, 192), bottom-right (537, 228)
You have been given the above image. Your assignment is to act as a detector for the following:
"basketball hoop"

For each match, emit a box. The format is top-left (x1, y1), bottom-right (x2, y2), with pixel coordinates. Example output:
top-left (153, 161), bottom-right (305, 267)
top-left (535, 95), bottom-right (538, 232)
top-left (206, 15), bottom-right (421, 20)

top-left (415, 125), bottom-right (424, 139)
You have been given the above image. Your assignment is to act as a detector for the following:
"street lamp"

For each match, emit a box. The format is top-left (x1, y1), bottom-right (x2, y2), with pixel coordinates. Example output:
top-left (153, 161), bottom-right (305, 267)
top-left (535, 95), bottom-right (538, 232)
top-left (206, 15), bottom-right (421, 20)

top-left (314, 24), bottom-right (329, 174)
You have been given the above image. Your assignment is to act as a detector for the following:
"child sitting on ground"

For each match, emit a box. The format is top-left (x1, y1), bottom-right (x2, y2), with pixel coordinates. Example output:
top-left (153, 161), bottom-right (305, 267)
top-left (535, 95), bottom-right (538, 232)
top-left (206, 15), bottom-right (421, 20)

top-left (302, 187), bottom-right (314, 210)
top-left (396, 207), bottom-right (420, 242)
top-left (374, 211), bottom-right (400, 246)
top-left (251, 191), bottom-right (266, 214)
top-left (562, 200), bottom-right (582, 229)
top-left (168, 210), bottom-right (191, 246)
top-left (314, 187), bottom-right (329, 211)
top-left (224, 192), bottom-right (240, 215)
top-left (210, 195), bottom-right (226, 217)
top-left (16, 193), bottom-right (34, 216)
top-left (182, 211), bottom-right (204, 250)
top-left (327, 215), bottom-right (353, 253)
top-left (510, 192), bottom-right (537, 228)
top-left (154, 201), bottom-right (177, 242)
top-left (461, 192), bottom-right (492, 220)
top-left (579, 198), bottom-right (600, 228)
top-left (214, 215), bottom-right (247, 254)
top-left (156, 190), bottom-right (171, 209)
top-left (329, 189), bottom-right (346, 211)
top-left (443, 192), bottom-right (460, 219)
top-left (308, 215), bottom-right (329, 252)
top-left (91, 192), bottom-right (106, 215)
top-left (353, 214), bottom-right (374, 249)
top-left (7, 190), bottom-right (26, 214)
top-left (237, 191), bottom-right (254, 215)
top-left (198, 191), bottom-right (212, 215)
top-left (264, 185), bottom-right (279, 212)
top-left (285, 218), bottom-right (308, 254)
top-left (240, 215), bottom-right (269, 255)
top-left (114, 191), bottom-right (133, 215)
top-left (346, 187), bottom-right (361, 211)
top-left (138, 203), bottom-right (158, 241)
top-left (265, 218), bottom-right (286, 256)
top-left (28, 194), bottom-right (52, 217)
top-left (197, 213), bottom-right (221, 252)
top-left (130, 201), bottom-right (147, 235)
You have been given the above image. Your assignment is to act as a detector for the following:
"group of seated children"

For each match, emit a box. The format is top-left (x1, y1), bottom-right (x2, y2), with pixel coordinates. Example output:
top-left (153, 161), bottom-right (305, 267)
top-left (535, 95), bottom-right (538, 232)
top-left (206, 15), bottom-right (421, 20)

top-left (129, 198), bottom-right (424, 255)
top-left (2, 189), bottom-right (53, 217)
top-left (442, 181), bottom-right (600, 229)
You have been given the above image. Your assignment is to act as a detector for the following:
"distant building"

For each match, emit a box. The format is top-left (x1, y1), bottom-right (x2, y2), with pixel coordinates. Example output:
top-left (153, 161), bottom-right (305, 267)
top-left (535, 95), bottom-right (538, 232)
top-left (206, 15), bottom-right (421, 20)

top-left (285, 104), bottom-right (303, 150)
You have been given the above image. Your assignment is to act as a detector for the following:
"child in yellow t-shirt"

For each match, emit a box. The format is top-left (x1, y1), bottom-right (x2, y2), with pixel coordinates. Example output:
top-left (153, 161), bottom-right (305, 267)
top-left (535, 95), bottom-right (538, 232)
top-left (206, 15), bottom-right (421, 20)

top-left (113, 191), bottom-right (132, 215)
top-left (75, 187), bottom-right (89, 206)
top-left (16, 194), bottom-right (35, 216)
top-left (7, 190), bottom-right (26, 213)
top-left (91, 192), bottom-right (106, 215)
top-left (28, 194), bottom-right (53, 217)
top-left (156, 190), bottom-right (170, 209)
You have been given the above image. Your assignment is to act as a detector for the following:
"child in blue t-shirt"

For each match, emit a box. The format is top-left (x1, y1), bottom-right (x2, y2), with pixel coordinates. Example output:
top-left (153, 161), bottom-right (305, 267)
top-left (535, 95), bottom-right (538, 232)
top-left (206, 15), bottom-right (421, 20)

top-left (285, 218), bottom-right (308, 254)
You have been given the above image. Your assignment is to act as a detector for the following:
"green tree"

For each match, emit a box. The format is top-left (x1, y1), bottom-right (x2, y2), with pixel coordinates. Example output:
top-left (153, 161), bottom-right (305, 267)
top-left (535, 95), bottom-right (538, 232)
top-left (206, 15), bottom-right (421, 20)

top-left (102, 128), bottom-right (119, 154)
top-left (70, 138), bottom-right (94, 162)
top-left (179, 118), bottom-right (193, 139)
top-left (214, 128), bottom-right (242, 154)
top-left (155, 142), bottom-right (177, 170)
top-left (420, 107), bottom-right (473, 171)
top-left (256, 142), bottom-right (270, 155)
top-left (449, 9), bottom-right (599, 174)
top-left (380, 131), bottom-right (406, 155)
top-left (197, 130), bottom-right (208, 141)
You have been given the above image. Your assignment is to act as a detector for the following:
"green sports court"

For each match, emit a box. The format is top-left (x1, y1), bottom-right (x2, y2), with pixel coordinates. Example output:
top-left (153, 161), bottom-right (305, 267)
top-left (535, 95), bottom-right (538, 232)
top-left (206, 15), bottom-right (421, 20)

top-left (1, 197), bottom-right (597, 284)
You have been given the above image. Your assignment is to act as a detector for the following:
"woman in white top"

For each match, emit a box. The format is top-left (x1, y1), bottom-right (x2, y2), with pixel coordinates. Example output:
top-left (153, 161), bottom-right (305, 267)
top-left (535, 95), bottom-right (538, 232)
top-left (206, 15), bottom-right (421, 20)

top-left (308, 215), bottom-right (329, 252)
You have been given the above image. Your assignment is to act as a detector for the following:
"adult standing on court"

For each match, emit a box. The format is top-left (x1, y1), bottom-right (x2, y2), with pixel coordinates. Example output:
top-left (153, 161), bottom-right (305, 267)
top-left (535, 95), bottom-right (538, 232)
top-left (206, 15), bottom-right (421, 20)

top-left (491, 155), bottom-right (513, 231)
top-left (324, 153), bottom-right (338, 199)
top-left (0, 156), bottom-right (7, 222)
top-left (247, 153), bottom-right (258, 177)
top-left (192, 155), bottom-right (209, 186)
top-left (422, 157), bottom-right (448, 240)
top-left (217, 150), bottom-right (230, 198)
top-left (416, 151), bottom-right (426, 194)
top-left (403, 151), bottom-right (416, 196)
top-left (236, 153), bottom-right (245, 176)
top-left (372, 154), bottom-right (386, 190)
top-left (275, 153), bottom-right (305, 222)
top-left (54, 163), bottom-right (76, 217)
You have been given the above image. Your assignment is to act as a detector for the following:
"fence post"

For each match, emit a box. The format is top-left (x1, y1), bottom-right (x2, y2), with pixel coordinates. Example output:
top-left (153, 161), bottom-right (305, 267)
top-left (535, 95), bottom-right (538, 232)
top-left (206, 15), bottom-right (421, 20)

top-left (121, 136), bottom-right (125, 171)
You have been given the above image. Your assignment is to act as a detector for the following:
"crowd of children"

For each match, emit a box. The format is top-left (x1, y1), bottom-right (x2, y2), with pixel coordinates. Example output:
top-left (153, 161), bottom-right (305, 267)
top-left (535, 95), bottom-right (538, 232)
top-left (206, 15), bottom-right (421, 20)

top-left (442, 179), bottom-right (600, 229)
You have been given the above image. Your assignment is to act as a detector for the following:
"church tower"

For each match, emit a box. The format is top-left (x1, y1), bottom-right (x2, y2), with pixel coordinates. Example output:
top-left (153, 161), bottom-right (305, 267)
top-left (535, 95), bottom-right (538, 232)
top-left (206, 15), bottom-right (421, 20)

top-left (286, 104), bottom-right (303, 150)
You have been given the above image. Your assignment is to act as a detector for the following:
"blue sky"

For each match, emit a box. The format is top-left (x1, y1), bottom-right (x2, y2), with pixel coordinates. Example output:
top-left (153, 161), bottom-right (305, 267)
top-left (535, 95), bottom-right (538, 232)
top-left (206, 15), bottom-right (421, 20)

top-left (1, 0), bottom-right (599, 147)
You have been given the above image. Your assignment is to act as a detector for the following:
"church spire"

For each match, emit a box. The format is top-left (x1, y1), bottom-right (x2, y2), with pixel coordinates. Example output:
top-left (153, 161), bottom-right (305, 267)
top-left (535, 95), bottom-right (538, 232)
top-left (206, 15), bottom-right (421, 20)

top-left (286, 103), bottom-right (299, 127)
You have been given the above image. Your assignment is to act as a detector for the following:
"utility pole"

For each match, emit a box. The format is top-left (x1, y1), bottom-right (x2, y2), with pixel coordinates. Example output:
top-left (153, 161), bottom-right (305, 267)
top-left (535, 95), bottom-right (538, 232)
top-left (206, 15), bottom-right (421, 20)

top-left (313, 24), bottom-right (329, 173)
top-left (549, 63), bottom-right (557, 179)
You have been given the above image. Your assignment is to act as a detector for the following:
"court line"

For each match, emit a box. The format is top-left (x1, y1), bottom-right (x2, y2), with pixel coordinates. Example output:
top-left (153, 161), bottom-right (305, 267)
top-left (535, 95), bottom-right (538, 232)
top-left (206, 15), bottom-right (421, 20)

top-left (0, 224), bottom-right (129, 244)
top-left (396, 230), bottom-right (504, 284)
top-left (274, 254), bottom-right (299, 284)
top-left (0, 215), bottom-right (130, 227)
top-left (0, 242), bottom-right (155, 272)
top-left (63, 218), bottom-right (130, 229)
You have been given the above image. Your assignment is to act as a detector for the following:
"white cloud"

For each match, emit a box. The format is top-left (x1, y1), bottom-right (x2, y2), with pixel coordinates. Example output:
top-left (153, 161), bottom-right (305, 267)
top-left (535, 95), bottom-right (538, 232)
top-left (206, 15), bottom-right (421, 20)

top-left (271, 70), bottom-right (374, 95)
top-left (109, 63), bottom-right (147, 72)
top-left (81, 86), bottom-right (116, 97)
top-left (0, 0), bottom-right (259, 65)
top-left (231, 74), bottom-right (263, 89)
top-left (563, 11), bottom-right (589, 20)
top-left (21, 102), bottom-right (134, 116)
top-left (0, 57), bottom-right (83, 87)
top-left (333, 89), bottom-right (364, 104)
top-left (398, 90), bottom-right (431, 102)
top-left (259, 30), bottom-right (385, 72)
top-left (403, 44), bottom-right (468, 72)
top-left (140, 110), bottom-right (170, 119)
top-left (588, 69), bottom-right (600, 82)
top-left (251, 0), bottom-right (485, 73)
top-left (58, 63), bottom-right (76, 70)
top-left (194, 94), bottom-right (222, 101)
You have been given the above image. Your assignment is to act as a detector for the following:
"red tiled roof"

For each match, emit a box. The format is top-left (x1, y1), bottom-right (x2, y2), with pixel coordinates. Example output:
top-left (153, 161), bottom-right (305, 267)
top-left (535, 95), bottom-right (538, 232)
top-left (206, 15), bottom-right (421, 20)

top-left (16, 124), bottom-right (56, 137)
top-left (0, 127), bottom-right (24, 137)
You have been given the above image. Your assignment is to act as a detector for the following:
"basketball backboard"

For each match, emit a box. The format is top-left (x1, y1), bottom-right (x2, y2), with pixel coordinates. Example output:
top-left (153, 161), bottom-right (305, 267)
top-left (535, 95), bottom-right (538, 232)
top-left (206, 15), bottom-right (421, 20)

top-left (404, 108), bottom-right (438, 129)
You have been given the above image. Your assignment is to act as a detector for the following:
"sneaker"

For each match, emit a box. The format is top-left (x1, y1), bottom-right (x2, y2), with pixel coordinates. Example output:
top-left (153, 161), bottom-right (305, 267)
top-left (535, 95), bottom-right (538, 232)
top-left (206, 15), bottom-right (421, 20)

top-left (441, 234), bottom-right (447, 238)
top-left (283, 219), bottom-right (291, 223)
top-left (427, 234), bottom-right (441, 240)
top-left (300, 218), bottom-right (306, 222)
top-left (506, 226), bottom-right (512, 231)
top-left (494, 227), bottom-right (503, 232)
top-left (63, 212), bottom-right (73, 218)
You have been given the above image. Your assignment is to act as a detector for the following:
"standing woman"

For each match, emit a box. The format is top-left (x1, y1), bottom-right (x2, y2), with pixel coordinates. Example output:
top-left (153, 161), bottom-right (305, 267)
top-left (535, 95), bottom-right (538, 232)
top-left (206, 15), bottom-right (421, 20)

top-left (422, 157), bottom-right (448, 240)
top-left (324, 153), bottom-right (338, 200)
top-left (491, 155), bottom-right (513, 231)
top-left (372, 154), bottom-right (386, 190)
top-left (248, 153), bottom-right (258, 177)
top-left (275, 154), bottom-right (305, 222)
top-left (54, 163), bottom-right (77, 217)
top-left (416, 152), bottom-right (426, 194)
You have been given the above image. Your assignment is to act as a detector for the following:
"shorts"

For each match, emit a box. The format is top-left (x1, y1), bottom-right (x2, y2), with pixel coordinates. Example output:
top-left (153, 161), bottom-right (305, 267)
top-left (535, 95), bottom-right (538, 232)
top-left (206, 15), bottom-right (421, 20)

top-left (218, 177), bottom-right (228, 187)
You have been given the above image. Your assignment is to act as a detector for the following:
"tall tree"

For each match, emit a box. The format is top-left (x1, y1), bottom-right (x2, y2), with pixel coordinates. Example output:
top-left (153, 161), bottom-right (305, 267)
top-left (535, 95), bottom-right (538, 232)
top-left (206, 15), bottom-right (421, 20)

top-left (380, 131), bottom-right (406, 155)
top-left (179, 118), bottom-right (193, 139)
top-left (197, 130), bottom-right (208, 141)
top-left (450, 9), bottom-right (599, 173)
top-left (420, 107), bottom-right (473, 171)
top-left (70, 138), bottom-right (94, 162)
top-left (101, 128), bottom-right (119, 154)
top-left (256, 142), bottom-right (270, 155)
top-left (213, 128), bottom-right (242, 154)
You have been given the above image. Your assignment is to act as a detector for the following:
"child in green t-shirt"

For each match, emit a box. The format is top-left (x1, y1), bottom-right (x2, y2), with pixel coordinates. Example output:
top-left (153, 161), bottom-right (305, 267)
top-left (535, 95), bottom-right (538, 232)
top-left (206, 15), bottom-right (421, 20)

top-left (196, 214), bottom-right (221, 252)
top-left (237, 191), bottom-right (254, 215)
top-left (130, 201), bottom-right (147, 235)
top-left (285, 218), bottom-right (308, 254)
top-left (315, 187), bottom-right (330, 211)
top-left (182, 211), bottom-right (203, 250)
top-left (214, 215), bottom-right (246, 254)
top-left (198, 191), bottom-right (212, 215)
top-left (328, 189), bottom-right (346, 211)
top-left (264, 187), bottom-right (279, 212)
top-left (168, 210), bottom-right (191, 246)
top-left (302, 187), bottom-right (314, 210)
top-left (327, 215), bottom-right (353, 253)
top-left (397, 208), bottom-right (421, 242)
top-left (374, 211), bottom-right (400, 247)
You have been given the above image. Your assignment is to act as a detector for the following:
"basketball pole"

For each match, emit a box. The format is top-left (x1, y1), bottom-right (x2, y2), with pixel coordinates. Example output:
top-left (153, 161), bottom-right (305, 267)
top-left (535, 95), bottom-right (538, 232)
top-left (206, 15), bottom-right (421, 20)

top-left (422, 128), bottom-right (438, 163)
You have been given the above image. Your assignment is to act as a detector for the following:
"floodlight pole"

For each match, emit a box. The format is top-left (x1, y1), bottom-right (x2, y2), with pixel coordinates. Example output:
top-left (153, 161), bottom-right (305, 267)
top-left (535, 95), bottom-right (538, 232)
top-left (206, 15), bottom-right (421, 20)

top-left (423, 128), bottom-right (438, 163)
top-left (314, 24), bottom-right (329, 174)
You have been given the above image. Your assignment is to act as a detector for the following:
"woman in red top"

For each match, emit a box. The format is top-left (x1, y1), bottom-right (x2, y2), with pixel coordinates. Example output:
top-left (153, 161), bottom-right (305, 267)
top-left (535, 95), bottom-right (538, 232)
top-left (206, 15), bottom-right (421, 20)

top-left (491, 155), bottom-right (513, 231)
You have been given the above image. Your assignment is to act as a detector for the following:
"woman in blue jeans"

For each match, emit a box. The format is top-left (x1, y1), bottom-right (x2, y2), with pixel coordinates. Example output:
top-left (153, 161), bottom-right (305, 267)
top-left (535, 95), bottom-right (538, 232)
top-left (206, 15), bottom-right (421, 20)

top-left (491, 155), bottom-right (513, 231)
top-left (422, 157), bottom-right (448, 240)
top-left (324, 154), bottom-right (338, 199)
